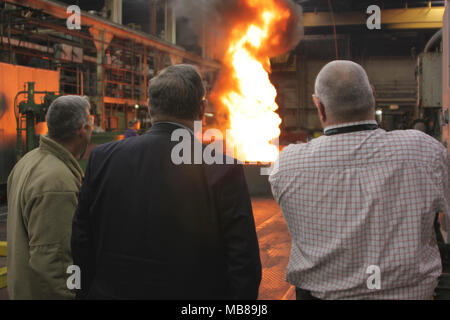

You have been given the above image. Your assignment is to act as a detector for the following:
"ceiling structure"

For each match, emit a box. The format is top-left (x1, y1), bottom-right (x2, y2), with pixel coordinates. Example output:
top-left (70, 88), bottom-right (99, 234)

top-left (296, 0), bottom-right (445, 12)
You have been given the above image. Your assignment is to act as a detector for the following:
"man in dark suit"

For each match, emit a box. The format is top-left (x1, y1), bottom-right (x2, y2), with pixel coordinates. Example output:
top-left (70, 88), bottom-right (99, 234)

top-left (71, 64), bottom-right (262, 299)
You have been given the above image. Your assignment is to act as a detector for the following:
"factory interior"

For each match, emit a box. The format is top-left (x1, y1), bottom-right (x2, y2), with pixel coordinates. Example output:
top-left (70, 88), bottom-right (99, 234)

top-left (0, 0), bottom-right (449, 301)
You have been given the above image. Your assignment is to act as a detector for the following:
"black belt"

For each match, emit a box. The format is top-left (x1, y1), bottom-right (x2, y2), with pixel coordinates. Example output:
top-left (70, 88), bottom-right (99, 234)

top-left (324, 123), bottom-right (379, 136)
top-left (295, 287), bottom-right (320, 300)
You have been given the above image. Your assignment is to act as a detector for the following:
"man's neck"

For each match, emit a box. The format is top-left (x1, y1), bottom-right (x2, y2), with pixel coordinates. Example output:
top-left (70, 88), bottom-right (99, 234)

top-left (152, 117), bottom-right (197, 132)
top-left (323, 117), bottom-right (376, 129)
top-left (55, 139), bottom-right (80, 159)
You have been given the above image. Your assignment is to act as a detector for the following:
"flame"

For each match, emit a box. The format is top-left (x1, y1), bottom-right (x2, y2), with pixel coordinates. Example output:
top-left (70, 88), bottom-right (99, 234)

top-left (212, 0), bottom-right (293, 163)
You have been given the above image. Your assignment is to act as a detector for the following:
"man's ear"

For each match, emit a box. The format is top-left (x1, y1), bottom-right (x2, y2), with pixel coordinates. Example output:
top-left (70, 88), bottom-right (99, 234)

top-left (371, 84), bottom-right (376, 101)
top-left (76, 125), bottom-right (85, 139)
top-left (370, 85), bottom-right (377, 116)
top-left (312, 95), bottom-right (326, 123)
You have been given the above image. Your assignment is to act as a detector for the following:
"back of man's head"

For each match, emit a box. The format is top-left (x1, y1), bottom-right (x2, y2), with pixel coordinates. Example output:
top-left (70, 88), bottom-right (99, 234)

top-left (46, 95), bottom-right (90, 142)
top-left (148, 64), bottom-right (205, 120)
top-left (315, 60), bottom-right (375, 122)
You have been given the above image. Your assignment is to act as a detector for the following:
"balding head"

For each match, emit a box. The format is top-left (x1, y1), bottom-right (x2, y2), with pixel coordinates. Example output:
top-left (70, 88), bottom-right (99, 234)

top-left (314, 60), bottom-right (375, 123)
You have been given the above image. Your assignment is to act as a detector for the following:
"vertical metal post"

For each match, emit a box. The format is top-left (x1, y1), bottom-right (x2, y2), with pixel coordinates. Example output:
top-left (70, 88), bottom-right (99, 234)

top-left (25, 82), bottom-right (35, 153)
top-left (131, 43), bottom-right (135, 101)
top-left (77, 66), bottom-right (80, 95)
top-left (143, 46), bottom-right (147, 103)
top-left (164, 0), bottom-right (176, 44)
top-left (96, 30), bottom-right (105, 130)
top-left (150, 0), bottom-right (157, 36)
top-left (81, 70), bottom-right (84, 96)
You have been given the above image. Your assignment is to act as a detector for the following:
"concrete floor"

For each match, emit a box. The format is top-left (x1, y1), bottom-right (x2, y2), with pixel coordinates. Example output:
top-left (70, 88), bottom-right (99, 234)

top-left (0, 198), bottom-right (294, 300)
top-left (253, 198), bottom-right (294, 300)
top-left (0, 205), bottom-right (8, 300)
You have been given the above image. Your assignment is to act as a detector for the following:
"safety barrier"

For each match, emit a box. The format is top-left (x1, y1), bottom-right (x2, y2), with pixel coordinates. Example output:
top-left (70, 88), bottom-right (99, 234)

top-left (0, 241), bottom-right (6, 289)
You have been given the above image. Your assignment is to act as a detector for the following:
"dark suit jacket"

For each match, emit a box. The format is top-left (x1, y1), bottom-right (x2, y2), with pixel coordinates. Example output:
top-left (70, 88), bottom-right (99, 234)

top-left (71, 122), bottom-right (262, 299)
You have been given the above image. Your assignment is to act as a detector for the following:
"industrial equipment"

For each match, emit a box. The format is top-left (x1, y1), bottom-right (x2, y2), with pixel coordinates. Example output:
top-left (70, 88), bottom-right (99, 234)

top-left (443, 4), bottom-right (450, 152)
top-left (427, 3), bottom-right (450, 299)
top-left (417, 51), bottom-right (443, 138)
top-left (14, 82), bottom-right (59, 158)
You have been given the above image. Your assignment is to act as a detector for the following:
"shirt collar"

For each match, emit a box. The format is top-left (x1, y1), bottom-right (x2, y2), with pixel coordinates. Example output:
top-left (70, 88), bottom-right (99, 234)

top-left (323, 120), bottom-right (378, 134)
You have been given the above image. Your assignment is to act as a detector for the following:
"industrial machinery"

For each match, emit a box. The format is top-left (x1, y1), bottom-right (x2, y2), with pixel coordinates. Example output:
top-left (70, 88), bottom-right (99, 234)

top-left (0, 82), bottom-right (127, 202)
top-left (442, 4), bottom-right (450, 152)
top-left (417, 50), bottom-right (443, 139)
top-left (424, 3), bottom-right (450, 299)
top-left (0, 82), bottom-right (59, 202)
top-left (14, 82), bottom-right (59, 158)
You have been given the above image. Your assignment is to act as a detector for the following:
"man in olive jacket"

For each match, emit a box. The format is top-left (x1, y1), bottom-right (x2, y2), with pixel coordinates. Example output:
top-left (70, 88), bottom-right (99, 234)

top-left (7, 96), bottom-right (92, 299)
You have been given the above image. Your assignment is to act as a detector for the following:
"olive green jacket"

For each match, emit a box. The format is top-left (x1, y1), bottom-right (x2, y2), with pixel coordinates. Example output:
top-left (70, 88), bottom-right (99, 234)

top-left (7, 135), bottom-right (83, 299)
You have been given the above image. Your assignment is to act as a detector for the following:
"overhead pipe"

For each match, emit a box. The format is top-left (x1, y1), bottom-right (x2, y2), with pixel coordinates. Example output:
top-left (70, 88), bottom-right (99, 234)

top-left (424, 28), bottom-right (443, 52)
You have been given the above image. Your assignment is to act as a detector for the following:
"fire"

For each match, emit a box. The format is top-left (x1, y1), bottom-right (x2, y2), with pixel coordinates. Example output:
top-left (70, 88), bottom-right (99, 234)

top-left (212, 0), bottom-right (294, 163)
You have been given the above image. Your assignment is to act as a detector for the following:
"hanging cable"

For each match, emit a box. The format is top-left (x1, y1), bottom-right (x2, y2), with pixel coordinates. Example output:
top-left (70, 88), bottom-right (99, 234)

top-left (328, 0), bottom-right (339, 59)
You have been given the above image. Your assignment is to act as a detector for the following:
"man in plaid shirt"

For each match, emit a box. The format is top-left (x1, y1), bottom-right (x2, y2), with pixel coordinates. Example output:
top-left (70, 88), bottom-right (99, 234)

top-left (269, 60), bottom-right (450, 299)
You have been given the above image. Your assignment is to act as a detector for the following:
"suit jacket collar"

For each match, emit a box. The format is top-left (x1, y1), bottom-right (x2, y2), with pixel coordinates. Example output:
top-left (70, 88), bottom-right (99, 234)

top-left (147, 122), bottom-right (194, 136)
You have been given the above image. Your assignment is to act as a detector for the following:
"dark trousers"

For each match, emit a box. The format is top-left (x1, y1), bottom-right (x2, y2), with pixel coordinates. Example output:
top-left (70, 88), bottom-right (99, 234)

top-left (295, 287), bottom-right (320, 300)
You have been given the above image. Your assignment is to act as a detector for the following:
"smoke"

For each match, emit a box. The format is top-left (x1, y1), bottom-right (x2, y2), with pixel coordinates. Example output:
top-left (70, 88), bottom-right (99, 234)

top-left (172, 0), bottom-right (304, 59)
top-left (172, 0), bottom-right (240, 31)
top-left (172, 0), bottom-right (304, 135)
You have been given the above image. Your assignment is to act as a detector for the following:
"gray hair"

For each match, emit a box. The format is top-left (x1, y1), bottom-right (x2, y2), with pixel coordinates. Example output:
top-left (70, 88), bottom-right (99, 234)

top-left (315, 60), bottom-right (375, 121)
top-left (148, 64), bottom-right (205, 120)
top-left (46, 95), bottom-right (90, 142)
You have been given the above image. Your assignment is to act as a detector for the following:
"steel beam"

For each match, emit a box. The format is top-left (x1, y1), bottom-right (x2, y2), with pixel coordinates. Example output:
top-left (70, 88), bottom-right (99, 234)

top-left (303, 7), bottom-right (444, 29)
top-left (104, 96), bottom-right (146, 106)
top-left (2, 0), bottom-right (221, 69)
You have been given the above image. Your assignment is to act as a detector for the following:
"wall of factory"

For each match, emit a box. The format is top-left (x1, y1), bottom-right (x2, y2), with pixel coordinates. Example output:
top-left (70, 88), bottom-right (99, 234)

top-left (0, 63), bottom-right (59, 142)
top-left (363, 57), bottom-right (418, 130)
top-left (0, 63), bottom-right (59, 185)
top-left (363, 57), bottom-right (416, 84)
top-left (272, 46), bottom-right (417, 135)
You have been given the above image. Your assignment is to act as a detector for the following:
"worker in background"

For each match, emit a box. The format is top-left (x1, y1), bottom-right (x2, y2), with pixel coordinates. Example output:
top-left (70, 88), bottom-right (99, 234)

top-left (72, 64), bottom-right (262, 299)
top-left (412, 120), bottom-right (430, 135)
top-left (270, 60), bottom-right (450, 300)
top-left (7, 96), bottom-right (93, 299)
top-left (124, 118), bottom-right (140, 139)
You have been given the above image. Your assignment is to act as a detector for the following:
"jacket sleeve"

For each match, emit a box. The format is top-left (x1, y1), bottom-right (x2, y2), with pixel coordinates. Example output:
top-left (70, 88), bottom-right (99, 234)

top-left (26, 191), bottom-right (77, 299)
top-left (71, 152), bottom-right (95, 299)
top-left (217, 164), bottom-right (262, 299)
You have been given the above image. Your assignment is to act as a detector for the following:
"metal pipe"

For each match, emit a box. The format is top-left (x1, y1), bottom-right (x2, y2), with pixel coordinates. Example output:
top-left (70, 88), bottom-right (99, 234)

top-left (424, 28), bottom-right (443, 52)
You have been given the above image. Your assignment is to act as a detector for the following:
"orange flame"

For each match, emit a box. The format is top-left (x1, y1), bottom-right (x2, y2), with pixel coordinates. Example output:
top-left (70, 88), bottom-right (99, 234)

top-left (212, 0), bottom-right (294, 163)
